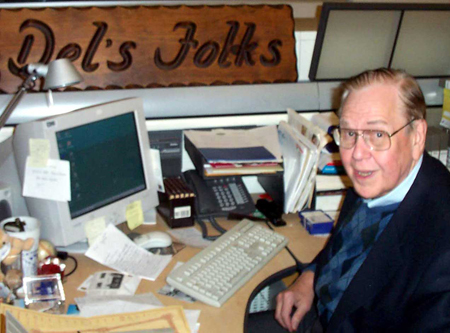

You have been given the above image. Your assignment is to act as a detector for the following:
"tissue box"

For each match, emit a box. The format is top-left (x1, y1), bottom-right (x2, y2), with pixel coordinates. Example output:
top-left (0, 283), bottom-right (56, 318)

top-left (299, 210), bottom-right (334, 235)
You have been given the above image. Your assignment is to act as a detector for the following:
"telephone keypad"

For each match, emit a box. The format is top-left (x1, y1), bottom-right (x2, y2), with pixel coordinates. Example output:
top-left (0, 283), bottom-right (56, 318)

top-left (213, 184), bottom-right (238, 208)
top-left (184, 170), bottom-right (255, 218)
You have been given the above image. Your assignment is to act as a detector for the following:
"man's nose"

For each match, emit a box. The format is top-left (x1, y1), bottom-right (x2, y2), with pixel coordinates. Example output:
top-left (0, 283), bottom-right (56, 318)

top-left (352, 134), bottom-right (372, 159)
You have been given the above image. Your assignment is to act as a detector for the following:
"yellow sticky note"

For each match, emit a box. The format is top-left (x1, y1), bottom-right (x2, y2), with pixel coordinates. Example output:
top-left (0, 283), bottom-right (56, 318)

top-left (126, 200), bottom-right (144, 230)
top-left (440, 88), bottom-right (450, 129)
top-left (29, 138), bottom-right (50, 168)
top-left (84, 217), bottom-right (106, 246)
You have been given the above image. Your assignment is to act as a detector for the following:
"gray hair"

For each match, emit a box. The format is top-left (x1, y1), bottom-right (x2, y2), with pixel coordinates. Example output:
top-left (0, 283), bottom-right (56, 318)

top-left (337, 68), bottom-right (426, 122)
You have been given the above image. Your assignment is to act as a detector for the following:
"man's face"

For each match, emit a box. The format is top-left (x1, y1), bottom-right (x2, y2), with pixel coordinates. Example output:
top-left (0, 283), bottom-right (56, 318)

top-left (339, 83), bottom-right (424, 199)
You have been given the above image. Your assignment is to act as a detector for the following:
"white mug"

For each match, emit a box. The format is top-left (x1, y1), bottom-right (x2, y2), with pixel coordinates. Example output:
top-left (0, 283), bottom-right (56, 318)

top-left (1, 216), bottom-right (40, 277)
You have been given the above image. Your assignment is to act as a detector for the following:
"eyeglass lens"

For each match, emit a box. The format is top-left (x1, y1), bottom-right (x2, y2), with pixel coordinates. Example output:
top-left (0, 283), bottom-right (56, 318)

top-left (335, 129), bottom-right (391, 150)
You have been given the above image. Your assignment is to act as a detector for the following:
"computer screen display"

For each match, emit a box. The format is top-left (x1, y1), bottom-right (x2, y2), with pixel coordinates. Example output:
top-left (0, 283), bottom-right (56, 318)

top-left (13, 98), bottom-right (158, 247)
top-left (57, 112), bottom-right (146, 219)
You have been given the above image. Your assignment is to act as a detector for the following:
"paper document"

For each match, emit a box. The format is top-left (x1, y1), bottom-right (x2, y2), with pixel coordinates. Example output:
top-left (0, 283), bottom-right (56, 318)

top-left (151, 148), bottom-right (165, 192)
top-left (279, 121), bottom-right (317, 213)
top-left (80, 270), bottom-right (141, 296)
top-left (85, 224), bottom-right (172, 281)
top-left (278, 108), bottom-right (330, 214)
top-left (199, 146), bottom-right (275, 163)
top-left (0, 303), bottom-right (189, 333)
top-left (158, 262), bottom-right (196, 303)
top-left (75, 293), bottom-right (163, 317)
top-left (74, 293), bottom-right (200, 333)
top-left (5, 311), bottom-right (28, 333)
top-left (184, 125), bottom-right (282, 162)
top-left (22, 157), bottom-right (71, 202)
top-left (287, 108), bottom-right (328, 150)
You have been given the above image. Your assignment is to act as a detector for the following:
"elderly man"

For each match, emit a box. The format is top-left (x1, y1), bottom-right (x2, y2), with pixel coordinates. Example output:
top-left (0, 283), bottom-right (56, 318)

top-left (250, 68), bottom-right (450, 332)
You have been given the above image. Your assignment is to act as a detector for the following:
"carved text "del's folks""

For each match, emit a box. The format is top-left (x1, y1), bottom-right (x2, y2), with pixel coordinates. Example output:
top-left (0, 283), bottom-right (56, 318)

top-left (9, 19), bottom-right (283, 75)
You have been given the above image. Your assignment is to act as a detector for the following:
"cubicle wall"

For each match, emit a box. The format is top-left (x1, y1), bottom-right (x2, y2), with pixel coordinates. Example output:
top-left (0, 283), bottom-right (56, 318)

top-left (0, 0), bottom-right (445, 126)
top-left (0, 0), bottom-right (446, 213)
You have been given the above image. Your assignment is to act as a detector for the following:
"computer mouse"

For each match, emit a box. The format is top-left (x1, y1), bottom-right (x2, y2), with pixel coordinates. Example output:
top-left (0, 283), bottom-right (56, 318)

top-left (134, 231), bottom-right (173, 249)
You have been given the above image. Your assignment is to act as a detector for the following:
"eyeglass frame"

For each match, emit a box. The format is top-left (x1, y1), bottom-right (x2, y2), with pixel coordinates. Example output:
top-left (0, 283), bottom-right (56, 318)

top-left (333, 118), bottom-right (417, 151)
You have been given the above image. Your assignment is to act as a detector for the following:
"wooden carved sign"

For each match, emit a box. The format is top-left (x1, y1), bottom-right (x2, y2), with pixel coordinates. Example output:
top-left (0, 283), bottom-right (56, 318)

top-left (0, 5), bottom-right (297, 93)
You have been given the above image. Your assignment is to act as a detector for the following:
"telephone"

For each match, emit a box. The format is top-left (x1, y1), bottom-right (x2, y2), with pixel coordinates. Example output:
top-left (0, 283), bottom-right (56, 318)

top-left (183, 170), bottom-right (255, 218)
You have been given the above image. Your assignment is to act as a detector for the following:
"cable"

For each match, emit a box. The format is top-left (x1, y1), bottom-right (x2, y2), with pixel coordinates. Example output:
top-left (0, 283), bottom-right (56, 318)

top-left (196, 218), bottom-right (222, 241)
top-left (209, 216), bottom-right (227, 234)
top-left (58, 253), bottom-right (78, 277)
top-left (264, 221), bottom-right (301, 267)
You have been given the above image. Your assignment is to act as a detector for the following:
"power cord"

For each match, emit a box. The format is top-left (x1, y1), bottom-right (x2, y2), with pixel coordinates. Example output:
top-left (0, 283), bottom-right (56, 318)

top-left (57, 251), bottom-right (78, 277)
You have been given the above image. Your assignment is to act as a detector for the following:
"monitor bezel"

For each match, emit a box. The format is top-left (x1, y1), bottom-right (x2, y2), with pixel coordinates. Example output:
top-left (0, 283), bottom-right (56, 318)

top-left (15, 97), bottom-right (158, 246)
top-left (46, 97), bottom-right (155, 224)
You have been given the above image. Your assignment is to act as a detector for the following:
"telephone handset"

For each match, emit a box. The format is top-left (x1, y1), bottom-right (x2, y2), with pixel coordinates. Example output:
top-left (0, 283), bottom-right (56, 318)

top-left (183, 170), bottom-right (255, 218)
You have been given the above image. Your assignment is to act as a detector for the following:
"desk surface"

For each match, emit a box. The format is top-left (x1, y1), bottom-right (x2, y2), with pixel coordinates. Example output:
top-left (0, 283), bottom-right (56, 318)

top-left (62, 214), bottom-right (328, 333)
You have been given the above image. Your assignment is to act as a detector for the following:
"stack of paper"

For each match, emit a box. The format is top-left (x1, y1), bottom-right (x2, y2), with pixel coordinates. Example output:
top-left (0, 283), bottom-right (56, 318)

top-left (184, 126), bottom-right (283, 177)
top-left (279, 109), bottom-right (327, 213)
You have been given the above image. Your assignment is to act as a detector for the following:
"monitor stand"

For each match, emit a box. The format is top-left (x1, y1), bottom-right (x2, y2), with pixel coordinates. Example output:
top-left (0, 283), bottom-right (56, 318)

top-left (55, 208), bottom-right (157, 254)
top-left (56, 240), bottom-right (89, 254)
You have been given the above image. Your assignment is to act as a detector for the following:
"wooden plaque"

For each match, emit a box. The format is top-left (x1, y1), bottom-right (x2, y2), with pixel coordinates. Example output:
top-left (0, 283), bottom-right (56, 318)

top-left (0, 5), bottom-right (297, 93)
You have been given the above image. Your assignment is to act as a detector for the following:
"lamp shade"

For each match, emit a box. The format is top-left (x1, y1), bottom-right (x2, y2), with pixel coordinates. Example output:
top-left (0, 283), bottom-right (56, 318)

top-left (43, 58), bottom-right (83, 90)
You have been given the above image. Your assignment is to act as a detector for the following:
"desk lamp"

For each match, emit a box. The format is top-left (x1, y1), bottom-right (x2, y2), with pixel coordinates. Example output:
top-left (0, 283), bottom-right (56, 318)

top-left (0, 58), bottom-right (83, 129)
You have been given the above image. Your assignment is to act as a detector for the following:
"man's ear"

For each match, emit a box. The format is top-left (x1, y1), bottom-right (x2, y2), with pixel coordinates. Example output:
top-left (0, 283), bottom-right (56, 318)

top-left (412, 119), bottom-right (427, 160)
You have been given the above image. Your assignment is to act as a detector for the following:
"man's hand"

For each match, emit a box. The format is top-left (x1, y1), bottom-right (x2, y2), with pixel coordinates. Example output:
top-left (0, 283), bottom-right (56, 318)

top-left (275, 270), bottom-right (315, 332)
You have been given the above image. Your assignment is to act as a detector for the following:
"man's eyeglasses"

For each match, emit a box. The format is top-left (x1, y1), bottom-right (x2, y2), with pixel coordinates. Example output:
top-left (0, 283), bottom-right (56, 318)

top-left (332, 119), bottom-right (416, 151)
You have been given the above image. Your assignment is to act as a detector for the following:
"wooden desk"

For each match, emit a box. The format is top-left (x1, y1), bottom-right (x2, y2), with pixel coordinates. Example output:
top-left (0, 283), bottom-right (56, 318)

top-left (61, 215), bottom-right (327, 333)
top-left (275, 213), bottom-right (330, 264)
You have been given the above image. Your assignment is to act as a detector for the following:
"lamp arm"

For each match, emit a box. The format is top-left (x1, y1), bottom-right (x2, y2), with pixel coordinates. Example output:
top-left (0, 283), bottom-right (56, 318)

top-left (0, 72), bottom-right (40, 129)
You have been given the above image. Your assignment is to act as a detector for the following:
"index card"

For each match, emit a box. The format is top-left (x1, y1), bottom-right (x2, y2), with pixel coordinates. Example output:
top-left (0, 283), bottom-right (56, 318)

top-left (22, 157), bottom-right (71, 202)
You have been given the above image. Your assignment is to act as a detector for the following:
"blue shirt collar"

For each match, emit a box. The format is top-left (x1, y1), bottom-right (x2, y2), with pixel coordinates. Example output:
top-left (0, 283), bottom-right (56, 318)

top-left (364, 155), bottom-right (423, 208)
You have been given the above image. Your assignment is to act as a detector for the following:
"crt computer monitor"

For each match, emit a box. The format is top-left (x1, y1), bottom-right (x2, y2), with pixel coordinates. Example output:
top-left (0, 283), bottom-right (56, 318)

top-left (13, 97), bottom-right (159, 247)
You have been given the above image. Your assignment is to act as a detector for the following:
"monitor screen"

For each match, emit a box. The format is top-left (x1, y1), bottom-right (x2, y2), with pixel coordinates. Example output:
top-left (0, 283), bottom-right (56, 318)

top-left (57, 113), bottom-right (146, 219)
top-left (13, 98), bottom-right (158, 247)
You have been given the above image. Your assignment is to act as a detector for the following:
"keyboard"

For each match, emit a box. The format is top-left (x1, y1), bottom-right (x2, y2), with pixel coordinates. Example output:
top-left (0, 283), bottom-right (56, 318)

top-left (166, 219), bottom-right (288, 307)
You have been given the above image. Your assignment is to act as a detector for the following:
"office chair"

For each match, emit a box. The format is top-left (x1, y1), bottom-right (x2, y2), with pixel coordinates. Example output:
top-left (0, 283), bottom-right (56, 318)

top-left (244, 265), bottom-right (300, 333)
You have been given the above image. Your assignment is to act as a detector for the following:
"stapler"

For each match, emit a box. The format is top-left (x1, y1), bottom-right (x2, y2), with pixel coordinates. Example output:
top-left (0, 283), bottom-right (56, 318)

top-left (255, 199), bottom-right (286, 227)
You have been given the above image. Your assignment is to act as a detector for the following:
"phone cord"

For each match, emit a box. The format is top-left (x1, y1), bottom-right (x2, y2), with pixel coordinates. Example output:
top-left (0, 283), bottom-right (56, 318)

top-left (196, 217), bottom-right (226, 241)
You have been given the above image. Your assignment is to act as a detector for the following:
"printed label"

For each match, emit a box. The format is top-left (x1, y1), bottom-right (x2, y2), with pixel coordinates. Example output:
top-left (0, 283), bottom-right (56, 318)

top-left (174, 206), bottom-right (191, 219)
